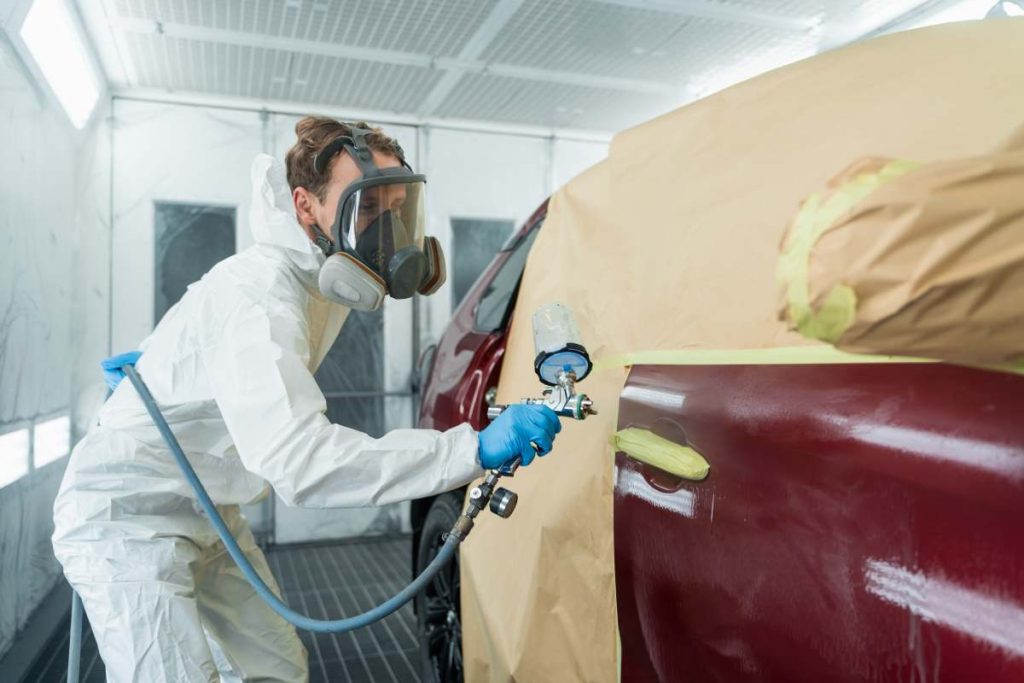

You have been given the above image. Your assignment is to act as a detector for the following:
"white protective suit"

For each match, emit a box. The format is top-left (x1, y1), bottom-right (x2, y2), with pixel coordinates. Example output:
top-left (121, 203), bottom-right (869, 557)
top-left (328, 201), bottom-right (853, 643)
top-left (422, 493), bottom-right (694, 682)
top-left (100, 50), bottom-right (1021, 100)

top-left (52, 154), bottom-right (482, 683)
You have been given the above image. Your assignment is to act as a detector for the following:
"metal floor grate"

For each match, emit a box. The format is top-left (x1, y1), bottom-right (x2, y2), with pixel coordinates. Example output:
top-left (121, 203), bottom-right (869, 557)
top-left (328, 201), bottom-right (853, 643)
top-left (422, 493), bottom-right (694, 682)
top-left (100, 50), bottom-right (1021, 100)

top-left (23, 536), bottom-right (421, 683)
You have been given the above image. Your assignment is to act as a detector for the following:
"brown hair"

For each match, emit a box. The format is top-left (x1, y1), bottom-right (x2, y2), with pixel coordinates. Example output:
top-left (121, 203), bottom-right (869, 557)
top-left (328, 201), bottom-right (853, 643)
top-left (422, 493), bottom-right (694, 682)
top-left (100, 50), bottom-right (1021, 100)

top-left (285, 116), bottom-right (404, 200)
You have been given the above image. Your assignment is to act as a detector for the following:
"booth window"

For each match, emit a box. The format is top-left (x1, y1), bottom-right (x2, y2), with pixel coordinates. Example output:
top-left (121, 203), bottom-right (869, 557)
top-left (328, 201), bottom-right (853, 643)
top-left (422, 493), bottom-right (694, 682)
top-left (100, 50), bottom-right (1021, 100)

top-left (450, 218), bottom-right (515, 309)
top-left (473, 221), bottom-right (542, 333)
top-left (33, 415), bottom-right (70, 468)
top-left (154, 202), bottom-right (237, 324)
top-left (0, 428), bottom-right (30, 489)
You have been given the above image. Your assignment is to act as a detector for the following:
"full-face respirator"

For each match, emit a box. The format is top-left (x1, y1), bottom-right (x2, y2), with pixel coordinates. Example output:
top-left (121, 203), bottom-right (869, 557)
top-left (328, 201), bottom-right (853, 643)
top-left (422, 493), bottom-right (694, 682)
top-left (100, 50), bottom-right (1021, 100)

top-left (310, 126), bottom-right (445, 310)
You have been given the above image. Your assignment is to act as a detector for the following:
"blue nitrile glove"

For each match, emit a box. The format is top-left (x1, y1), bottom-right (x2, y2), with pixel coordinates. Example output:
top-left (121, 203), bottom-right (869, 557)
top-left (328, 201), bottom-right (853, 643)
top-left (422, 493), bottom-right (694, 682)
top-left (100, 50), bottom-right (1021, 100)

top-left (478, 404), bottom-right (562, 470)
top-left (100, 351), bottom-right (143, 391)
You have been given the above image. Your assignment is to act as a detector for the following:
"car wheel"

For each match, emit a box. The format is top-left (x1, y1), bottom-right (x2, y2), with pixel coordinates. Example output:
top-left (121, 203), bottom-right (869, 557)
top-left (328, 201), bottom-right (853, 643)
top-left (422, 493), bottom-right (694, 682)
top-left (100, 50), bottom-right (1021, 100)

top-left (415, 491), bottom-right (464, 683)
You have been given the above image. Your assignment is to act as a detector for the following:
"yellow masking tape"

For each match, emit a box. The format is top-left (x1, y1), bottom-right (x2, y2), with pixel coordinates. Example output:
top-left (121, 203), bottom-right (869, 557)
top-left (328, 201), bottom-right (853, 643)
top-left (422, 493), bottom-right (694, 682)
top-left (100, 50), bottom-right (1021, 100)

top-left (595, 345), bottom-right (935, 370)
top-left (597, 347), bottom-right (1024, 380)
top-left (612, 428), bottom-right (710, 481)
top-left (776, 159), bottom-right (919, 342)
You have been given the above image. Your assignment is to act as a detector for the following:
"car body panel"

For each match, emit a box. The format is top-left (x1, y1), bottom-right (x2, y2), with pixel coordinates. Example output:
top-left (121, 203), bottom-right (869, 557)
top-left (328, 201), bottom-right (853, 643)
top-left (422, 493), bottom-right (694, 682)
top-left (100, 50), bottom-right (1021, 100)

top-left (615, 362), bottom-right (1024, 681)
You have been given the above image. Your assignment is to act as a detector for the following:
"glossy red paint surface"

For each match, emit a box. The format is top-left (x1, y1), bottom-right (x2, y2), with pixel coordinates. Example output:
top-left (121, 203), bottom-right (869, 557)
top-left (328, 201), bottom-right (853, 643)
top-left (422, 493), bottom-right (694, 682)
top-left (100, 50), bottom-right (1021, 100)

top-left (417, 201), bottom-right (547, 432)
top-left (615, 363), bottom-right (1024, 682)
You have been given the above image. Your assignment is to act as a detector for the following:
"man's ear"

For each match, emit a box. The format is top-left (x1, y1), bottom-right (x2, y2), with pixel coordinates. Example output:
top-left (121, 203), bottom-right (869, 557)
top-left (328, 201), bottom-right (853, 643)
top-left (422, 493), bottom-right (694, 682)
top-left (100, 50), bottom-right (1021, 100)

top-left (293, 187), bottom-right (317, 228)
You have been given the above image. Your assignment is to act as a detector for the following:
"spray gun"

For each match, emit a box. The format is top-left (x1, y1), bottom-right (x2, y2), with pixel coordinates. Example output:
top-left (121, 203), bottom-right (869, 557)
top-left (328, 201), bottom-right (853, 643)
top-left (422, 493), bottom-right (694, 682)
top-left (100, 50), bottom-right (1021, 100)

top-left (447, 303), bottom-right (597, 541)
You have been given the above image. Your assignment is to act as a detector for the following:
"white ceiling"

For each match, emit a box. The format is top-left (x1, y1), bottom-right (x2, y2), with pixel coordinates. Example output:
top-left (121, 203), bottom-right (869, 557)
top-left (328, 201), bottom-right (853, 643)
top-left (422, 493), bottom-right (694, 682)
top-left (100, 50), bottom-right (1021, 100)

top-left (75, 0), bottom-right (961, 133)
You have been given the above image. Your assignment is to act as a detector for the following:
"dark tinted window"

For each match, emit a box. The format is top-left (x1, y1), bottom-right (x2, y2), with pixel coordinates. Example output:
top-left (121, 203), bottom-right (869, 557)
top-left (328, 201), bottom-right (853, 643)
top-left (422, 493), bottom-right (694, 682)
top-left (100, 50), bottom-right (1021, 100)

top-left (154, 202), bottom-right (235, 324)
top-left (473, 222), bottom-right (542, 332)
top-left (450, 218), bottom-right (514, 309)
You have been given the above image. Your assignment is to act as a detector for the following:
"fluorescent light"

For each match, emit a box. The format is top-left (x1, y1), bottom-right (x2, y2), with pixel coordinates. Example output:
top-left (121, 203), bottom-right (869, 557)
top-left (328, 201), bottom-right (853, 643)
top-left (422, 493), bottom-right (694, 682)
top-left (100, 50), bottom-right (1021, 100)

top-left (33, 415), bottom-right (71, 467)
top-left (19, 0), bottom-right (100, 128)
top-left (902, 0), bottom-right (999, 30)
top-left (0, 429), bottom-right (30, 488)
top-left (993, 0), bottom-right (1024, 16)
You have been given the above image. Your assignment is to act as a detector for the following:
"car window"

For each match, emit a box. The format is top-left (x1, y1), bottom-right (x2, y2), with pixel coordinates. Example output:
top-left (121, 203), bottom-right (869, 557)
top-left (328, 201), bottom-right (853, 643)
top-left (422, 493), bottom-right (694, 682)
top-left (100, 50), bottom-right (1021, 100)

top-left (473, 221), bottom-right (542, 332)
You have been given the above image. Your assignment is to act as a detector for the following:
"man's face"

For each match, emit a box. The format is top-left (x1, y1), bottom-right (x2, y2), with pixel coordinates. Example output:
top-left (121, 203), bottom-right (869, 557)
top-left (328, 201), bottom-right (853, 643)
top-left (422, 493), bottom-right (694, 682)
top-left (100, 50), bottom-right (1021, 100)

top-left (293, 149), bottom-right (403, 243)
top-left (351, 181), bottom-right (408, 237)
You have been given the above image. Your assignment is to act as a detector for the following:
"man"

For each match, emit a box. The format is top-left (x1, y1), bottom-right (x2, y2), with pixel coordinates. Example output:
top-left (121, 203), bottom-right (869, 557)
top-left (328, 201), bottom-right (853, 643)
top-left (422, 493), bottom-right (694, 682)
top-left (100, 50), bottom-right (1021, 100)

top-left (52, 117), bottom-right (560, 682)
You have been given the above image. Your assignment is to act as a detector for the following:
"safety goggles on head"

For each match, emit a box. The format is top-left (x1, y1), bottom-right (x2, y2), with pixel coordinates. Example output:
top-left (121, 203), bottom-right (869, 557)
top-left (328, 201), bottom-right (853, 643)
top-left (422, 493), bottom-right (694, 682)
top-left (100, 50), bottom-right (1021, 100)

top-left (311, 126), bottom-right (445, 311)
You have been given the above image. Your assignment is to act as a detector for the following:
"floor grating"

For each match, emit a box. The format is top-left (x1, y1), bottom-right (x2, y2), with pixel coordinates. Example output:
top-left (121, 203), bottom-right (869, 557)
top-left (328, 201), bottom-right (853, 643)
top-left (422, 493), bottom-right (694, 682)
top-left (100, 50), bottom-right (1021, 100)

top-left (23, 535), bottom-right (422, 683)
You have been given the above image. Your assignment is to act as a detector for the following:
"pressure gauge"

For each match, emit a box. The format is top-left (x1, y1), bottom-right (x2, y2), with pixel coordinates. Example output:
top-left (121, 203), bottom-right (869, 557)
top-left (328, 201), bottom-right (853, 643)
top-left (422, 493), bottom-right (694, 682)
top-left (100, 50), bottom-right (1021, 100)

top-left (532, 303), bottom-right (592, 386)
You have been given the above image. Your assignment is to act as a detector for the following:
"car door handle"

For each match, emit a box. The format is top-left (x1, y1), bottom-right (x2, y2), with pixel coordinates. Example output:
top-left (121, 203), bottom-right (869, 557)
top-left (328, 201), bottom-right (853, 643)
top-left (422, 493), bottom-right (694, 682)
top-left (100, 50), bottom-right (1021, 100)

top-left (612, 428), bottom-right (710, 481)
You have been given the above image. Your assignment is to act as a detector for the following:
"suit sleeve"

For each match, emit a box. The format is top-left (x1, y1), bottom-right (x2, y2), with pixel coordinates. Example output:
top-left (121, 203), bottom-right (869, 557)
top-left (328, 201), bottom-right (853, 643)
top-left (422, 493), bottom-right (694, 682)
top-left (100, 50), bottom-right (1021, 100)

top-left (201, 293), bottom-right (482, 508)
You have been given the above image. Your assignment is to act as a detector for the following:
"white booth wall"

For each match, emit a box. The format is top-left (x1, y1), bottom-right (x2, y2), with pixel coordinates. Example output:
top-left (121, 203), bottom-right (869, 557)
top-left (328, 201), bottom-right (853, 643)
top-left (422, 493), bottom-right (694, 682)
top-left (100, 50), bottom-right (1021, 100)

top-left (109, 101), bottom-right (265, 352)
top-left (0, 39), bottom-right (112, 659)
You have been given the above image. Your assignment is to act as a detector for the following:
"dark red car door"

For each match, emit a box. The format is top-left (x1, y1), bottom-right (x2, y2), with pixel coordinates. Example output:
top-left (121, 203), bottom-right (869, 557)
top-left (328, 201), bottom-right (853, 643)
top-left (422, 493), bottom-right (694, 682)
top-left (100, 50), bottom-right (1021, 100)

top-left (615, 362), bottom-right (1024, 681)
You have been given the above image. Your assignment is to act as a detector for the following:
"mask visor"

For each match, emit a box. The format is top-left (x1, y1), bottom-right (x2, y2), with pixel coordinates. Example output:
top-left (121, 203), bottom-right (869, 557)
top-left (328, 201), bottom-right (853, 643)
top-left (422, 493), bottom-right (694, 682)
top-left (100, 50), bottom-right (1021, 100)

top-left (338, 177), bottom-right (426, 278)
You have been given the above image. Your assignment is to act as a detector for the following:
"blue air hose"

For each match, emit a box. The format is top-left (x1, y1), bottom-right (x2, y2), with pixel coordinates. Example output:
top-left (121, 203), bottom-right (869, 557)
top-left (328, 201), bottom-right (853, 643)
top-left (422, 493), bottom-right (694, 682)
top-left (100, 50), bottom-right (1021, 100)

top-left (122, 364), bottom-right (459, 633)
top-left (67, 592), bottom-right (83, 683)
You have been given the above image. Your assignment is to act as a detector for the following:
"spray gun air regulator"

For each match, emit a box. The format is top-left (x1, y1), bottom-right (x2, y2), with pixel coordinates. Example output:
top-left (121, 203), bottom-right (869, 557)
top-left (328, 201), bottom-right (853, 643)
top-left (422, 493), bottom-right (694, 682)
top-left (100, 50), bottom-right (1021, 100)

top-left (447, 304), bottom-right (597, 542)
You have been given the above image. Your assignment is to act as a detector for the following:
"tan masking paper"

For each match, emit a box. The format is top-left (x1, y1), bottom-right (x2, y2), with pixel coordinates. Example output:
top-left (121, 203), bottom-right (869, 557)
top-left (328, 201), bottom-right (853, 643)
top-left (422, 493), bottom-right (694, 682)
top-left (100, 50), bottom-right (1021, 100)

top-left (460, 21), bottom-right (1024, 682)
top-left (782, 144), bottom-right (1024, 366)
top-left (462, 162), bottom-right (625, 682)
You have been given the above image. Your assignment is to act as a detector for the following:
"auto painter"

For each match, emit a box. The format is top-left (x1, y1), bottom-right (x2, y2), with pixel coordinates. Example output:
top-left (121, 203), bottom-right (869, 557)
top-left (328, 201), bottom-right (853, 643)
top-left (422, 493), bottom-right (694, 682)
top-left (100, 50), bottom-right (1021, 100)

top-left (52, 117), bottom-right (561, 682)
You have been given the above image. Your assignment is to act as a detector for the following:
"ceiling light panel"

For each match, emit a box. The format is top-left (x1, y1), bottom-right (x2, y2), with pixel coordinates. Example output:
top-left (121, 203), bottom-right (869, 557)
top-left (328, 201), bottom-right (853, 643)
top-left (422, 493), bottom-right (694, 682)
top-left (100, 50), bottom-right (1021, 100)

top-left (113, 0), bottom-right (500, 56)
top-left (125, 32), bottom-right (442, 111)
top-left (480, 0), bottom-right (821, 85)
top-left (436, 71), bottom-right (678, 130)
top-left (94, 0), bottom-right (955, 132)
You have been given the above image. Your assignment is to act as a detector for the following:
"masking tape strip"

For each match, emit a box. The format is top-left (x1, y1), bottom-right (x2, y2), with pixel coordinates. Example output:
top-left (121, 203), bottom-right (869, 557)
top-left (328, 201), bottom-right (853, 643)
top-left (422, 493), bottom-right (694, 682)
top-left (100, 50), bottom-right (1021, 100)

top-left (776, 159), bottom-right (919, 343)
top-left (612, 427), bottom-right (710, 481)
top-left (597, 347), bottom-right (1024, 376)
top-left (596, 345), bottom-right (936, 370)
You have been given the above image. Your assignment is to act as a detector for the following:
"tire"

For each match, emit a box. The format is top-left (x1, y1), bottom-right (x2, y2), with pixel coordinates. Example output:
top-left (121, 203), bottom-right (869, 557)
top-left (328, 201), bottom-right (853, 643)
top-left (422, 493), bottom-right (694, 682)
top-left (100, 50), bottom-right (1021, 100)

top-left (415, 491), bottom-right (464, 683)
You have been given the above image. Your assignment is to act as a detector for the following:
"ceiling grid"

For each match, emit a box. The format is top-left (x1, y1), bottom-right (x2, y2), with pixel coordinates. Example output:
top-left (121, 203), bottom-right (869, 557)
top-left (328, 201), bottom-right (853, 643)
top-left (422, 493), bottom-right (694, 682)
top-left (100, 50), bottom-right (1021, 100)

top-left (82, 0), bottom-right (939, 132)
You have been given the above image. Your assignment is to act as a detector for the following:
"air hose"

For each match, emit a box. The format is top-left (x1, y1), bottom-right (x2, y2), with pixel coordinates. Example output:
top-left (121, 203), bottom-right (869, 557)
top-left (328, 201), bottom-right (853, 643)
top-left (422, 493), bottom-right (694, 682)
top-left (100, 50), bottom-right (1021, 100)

top-left (121, 364), bottom-right (461, 633)
top-left (67, 592), bottom-right (83, 683)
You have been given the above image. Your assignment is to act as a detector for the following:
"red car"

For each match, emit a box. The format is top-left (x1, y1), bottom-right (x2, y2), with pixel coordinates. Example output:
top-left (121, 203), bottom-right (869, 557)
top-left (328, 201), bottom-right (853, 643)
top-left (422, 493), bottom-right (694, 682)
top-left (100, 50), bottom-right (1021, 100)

top-left (411, 203), bottom-right (1024, 681)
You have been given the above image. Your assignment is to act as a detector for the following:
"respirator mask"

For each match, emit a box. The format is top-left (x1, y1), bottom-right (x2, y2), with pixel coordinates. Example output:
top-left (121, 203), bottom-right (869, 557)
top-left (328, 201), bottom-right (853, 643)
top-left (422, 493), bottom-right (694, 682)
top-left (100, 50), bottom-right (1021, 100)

top-left (311, 126), bottom-right (446, 311)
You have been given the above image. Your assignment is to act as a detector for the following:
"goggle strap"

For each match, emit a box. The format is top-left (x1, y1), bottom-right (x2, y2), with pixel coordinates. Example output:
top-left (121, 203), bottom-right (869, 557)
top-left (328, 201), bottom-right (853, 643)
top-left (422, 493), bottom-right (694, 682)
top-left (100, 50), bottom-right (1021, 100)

top-left (348, 124), bottom-right (408, 166)
top-left (313, 125), bottom-right (412, 177)
top-left (348, 127), bottom-right (375, 165)
top-left (313, 137), bottom-right (347, 174)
